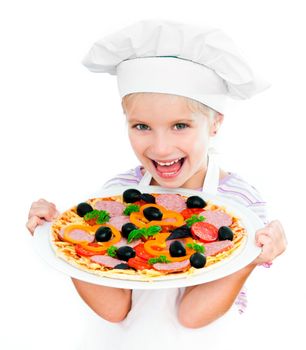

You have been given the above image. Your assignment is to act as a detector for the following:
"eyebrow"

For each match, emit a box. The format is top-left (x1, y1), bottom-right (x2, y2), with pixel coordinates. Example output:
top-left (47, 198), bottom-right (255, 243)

top-left (127, 118), bottom-right (196, 124)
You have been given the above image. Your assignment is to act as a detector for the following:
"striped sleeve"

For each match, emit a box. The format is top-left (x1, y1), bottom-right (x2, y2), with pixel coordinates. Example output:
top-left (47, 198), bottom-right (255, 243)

top-left (101, 167), bottom-right (142, 189)
top-left (218, 174), bottom-right (269, 225)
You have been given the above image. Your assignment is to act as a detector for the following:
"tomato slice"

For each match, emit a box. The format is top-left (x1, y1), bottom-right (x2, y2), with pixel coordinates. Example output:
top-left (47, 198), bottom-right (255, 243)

top-left (75, 244), bottom-right (106, 257)
top-left (133, 200), bottom-right (147, 206)
top-left (191, 222), bottom-right (218, 242)
top-left (180, 208), bottom-right (204, 219)
top-left (128, 256), bottom-right (152, 270)
top-left (134, 243), bottom-right (154, 260)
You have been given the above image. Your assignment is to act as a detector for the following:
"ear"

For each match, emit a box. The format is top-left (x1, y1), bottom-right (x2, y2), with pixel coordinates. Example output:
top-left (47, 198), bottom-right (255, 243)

top-left (210, 113), bottom-right (224, 136)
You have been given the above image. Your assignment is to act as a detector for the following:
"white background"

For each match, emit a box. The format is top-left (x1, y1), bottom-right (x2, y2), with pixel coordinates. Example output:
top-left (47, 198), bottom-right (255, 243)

top-left (1, 0), bottom-right (305, 349)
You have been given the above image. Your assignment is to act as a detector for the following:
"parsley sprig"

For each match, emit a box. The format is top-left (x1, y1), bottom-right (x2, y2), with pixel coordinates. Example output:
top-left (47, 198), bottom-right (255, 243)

top-left (123, 204), bottom-right (140, 216)
top-left (127, 225), bottom-right (161, 243)
top-left (186, 242), bottom-right (205, 254)
top-left (107, 245), bottom-right (118, 258)
top-left (148, 255), bottom-right (170, 264)
top-left (84, 210), bottom-right (110, 224)
top-left (186, 214), bottom-right (205, 227)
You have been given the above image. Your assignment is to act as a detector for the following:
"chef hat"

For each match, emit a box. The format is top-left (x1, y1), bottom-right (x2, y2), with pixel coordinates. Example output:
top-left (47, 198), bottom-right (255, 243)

top-left (82, 20), bottom-right (270, 113)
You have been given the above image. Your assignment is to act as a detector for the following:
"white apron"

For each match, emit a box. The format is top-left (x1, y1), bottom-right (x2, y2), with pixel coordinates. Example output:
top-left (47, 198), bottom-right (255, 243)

top-left (80, 156), bottom-right (244, 350)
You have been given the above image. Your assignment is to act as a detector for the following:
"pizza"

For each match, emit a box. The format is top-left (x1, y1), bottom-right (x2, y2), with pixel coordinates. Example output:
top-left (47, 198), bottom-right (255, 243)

top-left (50, 188), bottom-right (247, 282)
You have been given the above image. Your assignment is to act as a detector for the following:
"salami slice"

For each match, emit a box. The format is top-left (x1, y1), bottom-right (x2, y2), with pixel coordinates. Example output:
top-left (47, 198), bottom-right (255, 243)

top-left (64, 229), bottom-right (94, 243)
top-left (90, 255), bottom-right (126, 268)
top-left (200, 210), bottom-right (232, 229)
top-left (114, 237), bottom-right (142, 248)
top-left (204, 240), bottom-right (234, 256)
top-left (156, 194), bottom-right (187, 212)
top-left (153, 259), bottom-right (190, 272)
top-left (109, 215), bottom-right (130, 230)
top-left (94, 200), bottom-right (125, 217)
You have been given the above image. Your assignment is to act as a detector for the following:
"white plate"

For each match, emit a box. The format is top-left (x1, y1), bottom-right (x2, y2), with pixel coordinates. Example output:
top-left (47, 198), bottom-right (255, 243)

top-left (33, 185), bottom-right (262, 289)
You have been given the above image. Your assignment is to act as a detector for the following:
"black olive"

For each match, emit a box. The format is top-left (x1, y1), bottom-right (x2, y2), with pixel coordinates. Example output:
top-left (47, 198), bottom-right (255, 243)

top-left (140, 193), bottom-right (156, 203)
top-left (218, 226), bottom-right (234, 241)
top-left (123, 189), bottom-right (142, 203)
top-left (116, 246), bottom-right (136, 261)
top-left (169, 241), bottom-right (186, 257)
top-left (166, 226), bottom-right (192, 240)
top-left (177, 224), bottom-right (192, 232)
top-left (114, 263), bottom-right (131, 270)
top-left (143, 206), bottom-right (163, 221)
top-left (186, 196), bottom-right (207, 209)
top-left (76, 202), bottom-right (93, 217)
top-left (190, 253), bottom-right (206, 268)
top-left (95, 226), bottom-right (112, 242)
top-left (121, 222), bottom-right (137, 239)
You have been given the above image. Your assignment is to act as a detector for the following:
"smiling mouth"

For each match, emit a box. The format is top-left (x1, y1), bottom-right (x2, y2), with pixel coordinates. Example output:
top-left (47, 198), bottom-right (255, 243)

top-left (151, 157), bottom-right (185, 177)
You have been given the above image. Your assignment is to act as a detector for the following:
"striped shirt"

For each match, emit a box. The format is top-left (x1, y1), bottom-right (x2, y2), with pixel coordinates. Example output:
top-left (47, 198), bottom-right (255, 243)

top-left (102, 165), bottom-right (269, 314)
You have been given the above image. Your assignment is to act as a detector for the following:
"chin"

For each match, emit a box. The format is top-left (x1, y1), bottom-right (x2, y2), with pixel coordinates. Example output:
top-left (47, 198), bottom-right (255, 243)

top-left (151, 176), bottom-right (186, 189)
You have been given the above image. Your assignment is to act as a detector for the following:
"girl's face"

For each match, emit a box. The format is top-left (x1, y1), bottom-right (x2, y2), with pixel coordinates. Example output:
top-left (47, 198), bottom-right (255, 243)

top-left (124, 93), bottom-right (219, 189)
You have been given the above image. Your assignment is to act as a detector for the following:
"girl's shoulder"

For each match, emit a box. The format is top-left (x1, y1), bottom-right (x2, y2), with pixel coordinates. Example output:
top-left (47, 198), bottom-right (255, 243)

top-left (218, 172), bottom-right (268, 224)
top-left (218, 172), bottom-right (265, 204)
top-left (101, 165), bottom-right (143, 189)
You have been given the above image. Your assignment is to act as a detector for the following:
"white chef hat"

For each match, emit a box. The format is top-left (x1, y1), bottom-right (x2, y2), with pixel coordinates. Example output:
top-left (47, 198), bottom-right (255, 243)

top-left (82, 20), bottom-right (270, 114)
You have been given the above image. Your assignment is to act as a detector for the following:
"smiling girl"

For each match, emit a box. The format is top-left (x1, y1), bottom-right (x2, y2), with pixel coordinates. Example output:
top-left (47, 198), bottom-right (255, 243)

top-left (123, 93), bottom-right (225, 189)
top-left (26, 21), bottom-right (287, 349)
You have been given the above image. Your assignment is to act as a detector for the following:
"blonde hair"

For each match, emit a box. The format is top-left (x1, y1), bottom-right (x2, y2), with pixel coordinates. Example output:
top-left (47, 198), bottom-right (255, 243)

top-left (121, 92), bottom-right (217, 121)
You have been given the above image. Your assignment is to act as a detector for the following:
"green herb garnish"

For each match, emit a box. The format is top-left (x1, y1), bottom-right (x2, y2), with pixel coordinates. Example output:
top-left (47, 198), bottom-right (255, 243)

top-left (186, 242), bottom-right (205, 254)
top-left (148, 255), bottom-right (170, 264)
top-left (107, 245), bottom-right (118, 257)
top-left (186, 214), bottom-right (205, 227)
top-left (123, 204), bottom-right (140, 216)
top-left (127, 225), bottom-right (161, 243)
top-left (84, 210), bottom-right (110, 224)
top-left (127, 228), bottom-right (146, 243)
top-left (145, 225), bottom-right (162, 237)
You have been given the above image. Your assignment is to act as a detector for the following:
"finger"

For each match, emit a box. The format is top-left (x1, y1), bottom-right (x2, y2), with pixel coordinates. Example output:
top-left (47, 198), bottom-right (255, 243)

top-left (28, 206), bottom-right (58, 221)
top-left (37, 198), bottom-right (51, 204)
top-left (44, 207), bottom-right (59, 221)
top-left (34, 199), bottom-right (57, 212)
top-left (255, 224), bottom-right (274, 237)
top-left (30, 200), bottom-right (56, 210)
top-left (255, 233), bottom-right (273, 247)
top-left (259, 221), bottom-right (288, 248)
top-left (26, 216), bottom-right (44, 235)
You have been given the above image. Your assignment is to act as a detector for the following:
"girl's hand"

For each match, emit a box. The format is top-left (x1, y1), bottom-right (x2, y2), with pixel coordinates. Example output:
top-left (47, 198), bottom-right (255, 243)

top-left (26, 199), bottom-right (59, 235)
top-left (252, 220), bottom-right (287, 265)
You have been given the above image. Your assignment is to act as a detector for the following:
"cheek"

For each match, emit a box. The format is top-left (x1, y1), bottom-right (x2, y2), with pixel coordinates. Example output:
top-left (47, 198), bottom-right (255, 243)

top-left (128, 132), bottom-right (146, 154)
top-left (181, 130), bottom-right (210, 153)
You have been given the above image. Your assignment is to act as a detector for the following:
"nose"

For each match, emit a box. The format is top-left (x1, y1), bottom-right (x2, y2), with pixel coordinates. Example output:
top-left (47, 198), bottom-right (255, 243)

top-left (149, 131), bottom-right (174, 158)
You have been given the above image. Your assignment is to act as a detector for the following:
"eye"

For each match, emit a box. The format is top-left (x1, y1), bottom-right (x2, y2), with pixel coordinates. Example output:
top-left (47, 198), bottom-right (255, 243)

top-left (173, 123), bottom-right (189, 130)
top-left (133, 124), bottom-right (150, 131)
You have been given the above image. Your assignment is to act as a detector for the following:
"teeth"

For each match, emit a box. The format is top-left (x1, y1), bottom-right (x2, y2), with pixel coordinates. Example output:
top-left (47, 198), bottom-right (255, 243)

top-left (155, 158), bottom-right (181, 166)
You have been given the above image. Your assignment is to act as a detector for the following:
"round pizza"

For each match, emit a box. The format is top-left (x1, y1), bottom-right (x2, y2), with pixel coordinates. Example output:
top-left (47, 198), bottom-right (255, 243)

top-left (50, 188), bottom-right (247, 281)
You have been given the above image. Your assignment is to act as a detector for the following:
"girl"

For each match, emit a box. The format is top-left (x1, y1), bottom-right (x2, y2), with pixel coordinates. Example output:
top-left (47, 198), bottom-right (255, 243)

top-left (27, 21), bottom-right (286, 349)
